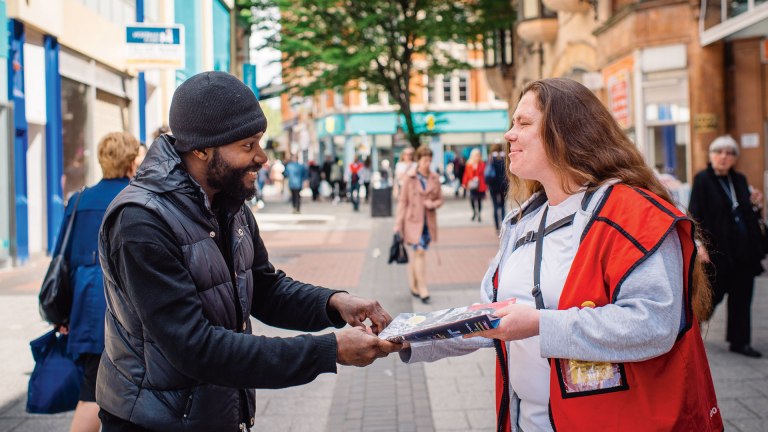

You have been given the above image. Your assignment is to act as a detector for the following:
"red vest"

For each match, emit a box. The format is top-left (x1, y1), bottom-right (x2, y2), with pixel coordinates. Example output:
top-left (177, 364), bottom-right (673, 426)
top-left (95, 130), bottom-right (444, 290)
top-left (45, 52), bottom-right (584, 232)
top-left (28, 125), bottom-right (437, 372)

top-left (495, 185), bottom-right (722, 431)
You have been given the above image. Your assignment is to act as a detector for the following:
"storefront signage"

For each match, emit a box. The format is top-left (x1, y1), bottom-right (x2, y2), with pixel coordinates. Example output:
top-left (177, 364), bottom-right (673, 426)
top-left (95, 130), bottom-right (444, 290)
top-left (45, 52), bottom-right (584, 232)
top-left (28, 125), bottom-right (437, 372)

top-left (693, 113), bottom-right (718, 132)
top-left (741, 133), bottom-right (760, 149)
top-left (602, 55), bottom-right (634, 129)
top-left (125, 24), bottom-right (185, 70)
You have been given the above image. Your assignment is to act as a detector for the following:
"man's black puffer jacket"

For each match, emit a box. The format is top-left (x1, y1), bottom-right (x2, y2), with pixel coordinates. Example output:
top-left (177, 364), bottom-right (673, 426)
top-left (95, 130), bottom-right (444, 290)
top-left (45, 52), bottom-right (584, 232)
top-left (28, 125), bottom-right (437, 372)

top-left (96, 135), bottom-right (343, 431)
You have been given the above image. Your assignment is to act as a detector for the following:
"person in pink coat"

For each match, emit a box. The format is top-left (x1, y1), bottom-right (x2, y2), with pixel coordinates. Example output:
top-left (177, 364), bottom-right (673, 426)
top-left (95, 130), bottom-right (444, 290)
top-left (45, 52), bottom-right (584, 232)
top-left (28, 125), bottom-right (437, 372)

top-left (395, 146), bottom-right (444, 304)
top-left (462, 148), bottom-right (487, 222)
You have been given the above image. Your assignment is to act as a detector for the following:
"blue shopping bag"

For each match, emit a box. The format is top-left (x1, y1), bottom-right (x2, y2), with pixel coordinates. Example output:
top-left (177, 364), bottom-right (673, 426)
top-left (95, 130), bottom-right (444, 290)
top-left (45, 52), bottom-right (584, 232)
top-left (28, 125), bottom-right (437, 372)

top-left (26, 330), bottom-right (83, 414)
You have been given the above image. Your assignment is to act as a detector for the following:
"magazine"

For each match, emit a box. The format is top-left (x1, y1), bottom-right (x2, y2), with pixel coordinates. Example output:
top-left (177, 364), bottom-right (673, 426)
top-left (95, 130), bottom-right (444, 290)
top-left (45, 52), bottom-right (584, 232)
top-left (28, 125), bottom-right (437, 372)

top-left (378, 299), bottom-right (516, 343)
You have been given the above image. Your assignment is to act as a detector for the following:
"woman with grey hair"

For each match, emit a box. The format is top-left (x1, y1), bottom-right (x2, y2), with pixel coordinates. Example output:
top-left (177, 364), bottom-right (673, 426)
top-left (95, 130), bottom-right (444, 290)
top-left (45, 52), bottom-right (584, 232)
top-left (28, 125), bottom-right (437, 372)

top-left (689, 135), bottom-right (765, 358)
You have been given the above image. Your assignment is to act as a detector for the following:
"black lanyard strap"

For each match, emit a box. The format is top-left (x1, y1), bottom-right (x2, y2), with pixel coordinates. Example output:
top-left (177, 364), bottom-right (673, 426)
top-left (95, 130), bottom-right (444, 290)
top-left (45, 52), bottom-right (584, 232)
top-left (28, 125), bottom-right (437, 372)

top-left (513, 207), bottom-right (575, 310)
top-left (514, 211), bottom-right (576, 249)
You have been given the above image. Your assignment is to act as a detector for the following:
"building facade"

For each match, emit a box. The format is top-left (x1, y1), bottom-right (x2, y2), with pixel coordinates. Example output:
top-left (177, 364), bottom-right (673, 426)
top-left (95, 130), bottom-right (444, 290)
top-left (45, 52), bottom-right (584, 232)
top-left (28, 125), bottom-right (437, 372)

top-left (486, 0), bottom-right (767, 202)
top-left (281, 43), bottom-right (510, 174)
top-left (1, 0), bottom-right (248, 268)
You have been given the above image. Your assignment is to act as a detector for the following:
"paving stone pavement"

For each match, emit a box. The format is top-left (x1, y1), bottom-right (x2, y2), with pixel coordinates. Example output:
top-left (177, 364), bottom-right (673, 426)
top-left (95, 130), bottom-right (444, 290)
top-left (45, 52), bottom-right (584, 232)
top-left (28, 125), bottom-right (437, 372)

top-left (0, 194), bottom-right (767, 431)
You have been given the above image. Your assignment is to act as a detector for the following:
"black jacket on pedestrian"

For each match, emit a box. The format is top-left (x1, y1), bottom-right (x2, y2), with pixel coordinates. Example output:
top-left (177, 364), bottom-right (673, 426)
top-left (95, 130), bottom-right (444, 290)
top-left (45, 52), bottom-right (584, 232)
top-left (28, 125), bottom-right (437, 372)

top-left (96, 135), bottom-right (345, 431)
top-left (689, 164), bottom-right (764, 277)
top-left (486, 155), bottom-right (508, 194)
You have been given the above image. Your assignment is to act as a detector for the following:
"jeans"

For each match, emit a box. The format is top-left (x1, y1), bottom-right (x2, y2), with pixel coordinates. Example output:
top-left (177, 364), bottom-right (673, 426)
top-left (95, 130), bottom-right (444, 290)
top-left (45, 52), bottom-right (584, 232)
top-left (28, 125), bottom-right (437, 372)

top-left (490, 189), bottom-right (506, 231)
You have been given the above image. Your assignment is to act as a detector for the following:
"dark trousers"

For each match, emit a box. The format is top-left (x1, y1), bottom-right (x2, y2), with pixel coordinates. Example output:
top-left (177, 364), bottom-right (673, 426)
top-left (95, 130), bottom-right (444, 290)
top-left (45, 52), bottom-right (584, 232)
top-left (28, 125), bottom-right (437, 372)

top-left (489, 189), bottom-right (506, 231)
top-left (290, 189), bottom-right (301, 212)
top-left (712, 264), bottom-right (755, 348)
top-left (350, 182), bottom-right (360, 211)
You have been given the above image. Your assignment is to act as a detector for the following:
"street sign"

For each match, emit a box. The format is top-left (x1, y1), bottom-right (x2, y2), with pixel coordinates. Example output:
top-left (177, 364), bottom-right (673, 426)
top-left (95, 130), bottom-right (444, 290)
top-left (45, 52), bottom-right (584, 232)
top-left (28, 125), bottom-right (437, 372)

top-left (125, 24), bottom-right (185, 70)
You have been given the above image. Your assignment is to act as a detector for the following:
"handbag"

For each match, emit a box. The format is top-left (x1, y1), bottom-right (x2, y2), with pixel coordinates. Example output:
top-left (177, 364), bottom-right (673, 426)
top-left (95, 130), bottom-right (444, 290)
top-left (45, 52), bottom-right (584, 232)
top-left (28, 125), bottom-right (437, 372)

top-left (39, 189), bottom-right (84, 325)
top-left (467, 176), bottom-right (480, 191)
top-left (388, 233), bottom-right (409, 264)
top-left (26, 330), bottom-right (83, 414)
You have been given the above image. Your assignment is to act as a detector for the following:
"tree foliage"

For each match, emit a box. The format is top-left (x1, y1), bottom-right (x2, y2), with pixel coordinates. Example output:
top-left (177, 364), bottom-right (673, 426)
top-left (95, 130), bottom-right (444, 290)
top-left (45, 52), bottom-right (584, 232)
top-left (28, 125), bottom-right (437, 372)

top-left (236, 0), bottom-right (514, 147)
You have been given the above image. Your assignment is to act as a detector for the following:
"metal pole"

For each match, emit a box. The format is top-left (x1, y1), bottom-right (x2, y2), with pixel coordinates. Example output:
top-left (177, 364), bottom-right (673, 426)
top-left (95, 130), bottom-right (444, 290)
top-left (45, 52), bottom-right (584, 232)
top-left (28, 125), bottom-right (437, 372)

top-left (137, 0), bottom-right (146, 144)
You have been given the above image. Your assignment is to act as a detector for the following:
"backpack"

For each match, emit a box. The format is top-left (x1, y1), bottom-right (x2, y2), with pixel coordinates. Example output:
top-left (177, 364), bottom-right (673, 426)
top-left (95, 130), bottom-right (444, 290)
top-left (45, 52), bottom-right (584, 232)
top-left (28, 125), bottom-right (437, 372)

top-left (484, 161), bottom-right (496, 181)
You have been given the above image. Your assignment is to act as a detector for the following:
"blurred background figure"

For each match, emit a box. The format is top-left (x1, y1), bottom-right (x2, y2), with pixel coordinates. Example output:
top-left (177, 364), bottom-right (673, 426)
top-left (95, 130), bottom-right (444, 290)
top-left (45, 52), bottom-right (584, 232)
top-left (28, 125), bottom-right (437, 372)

top-left (361, 157), bottom-right (372, 203)
top-left (379, 159), bottom-right (392, 187)
top-left (254, 161), bottom-right (270, 209)
top-left (284, 154), bottom-right (307, 214)
top-left (308, 160), bottom-right (322, 202)
top-left (394, 147), bottom-right (415, 198)
top-left (348, 155), bottom-right (364, 211)
top-left (485, 144), bottom-right (508, 233)
top-left (462, 148), bottom-right (487, 222)
top-left (394, 146), bottom-right (443, 304)
top-left (453, 155), bottom-right (466, 198)
top-left (270, 157), bottom-right (285, 198)
top-left (54, 132), bottom-right (141, 432)
top-left (689, 135), bottom-right (765, 358)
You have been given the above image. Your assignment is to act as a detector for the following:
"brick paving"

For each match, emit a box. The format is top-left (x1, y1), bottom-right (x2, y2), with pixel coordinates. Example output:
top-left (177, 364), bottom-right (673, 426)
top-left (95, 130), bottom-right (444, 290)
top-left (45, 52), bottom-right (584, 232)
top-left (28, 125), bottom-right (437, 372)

top-left (0, 193), bottom-right (767, 430)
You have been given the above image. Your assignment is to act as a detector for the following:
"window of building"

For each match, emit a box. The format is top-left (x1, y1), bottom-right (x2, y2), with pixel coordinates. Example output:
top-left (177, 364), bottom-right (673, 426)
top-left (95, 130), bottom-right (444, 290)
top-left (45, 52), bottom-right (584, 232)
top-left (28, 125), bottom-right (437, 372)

top-left (458, 74), bottom-right (468, 102)
top-left (61, 78), bottom-right (90, 199)
top-left (365, 85), bottom-right (381, 105)
top-left (442, 75), bottom-right (452, 103)
top-left (426, 76), bottom-right (436, 104)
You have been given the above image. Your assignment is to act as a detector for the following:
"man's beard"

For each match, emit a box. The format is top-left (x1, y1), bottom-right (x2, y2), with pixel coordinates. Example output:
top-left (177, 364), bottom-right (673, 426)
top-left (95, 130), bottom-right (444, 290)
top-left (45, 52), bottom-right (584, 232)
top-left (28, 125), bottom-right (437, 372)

top-left (206, 149), bottom-right (258, 202)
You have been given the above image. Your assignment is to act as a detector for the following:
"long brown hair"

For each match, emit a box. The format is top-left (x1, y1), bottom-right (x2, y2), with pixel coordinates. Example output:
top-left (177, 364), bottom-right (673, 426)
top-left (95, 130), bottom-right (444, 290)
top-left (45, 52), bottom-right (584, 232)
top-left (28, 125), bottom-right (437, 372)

top-left (509, 78), bottom-right (712, 321)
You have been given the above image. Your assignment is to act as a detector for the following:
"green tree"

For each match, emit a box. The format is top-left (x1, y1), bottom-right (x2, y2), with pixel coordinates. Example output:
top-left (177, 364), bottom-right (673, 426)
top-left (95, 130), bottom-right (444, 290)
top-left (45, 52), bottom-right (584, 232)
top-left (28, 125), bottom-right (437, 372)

top-left (236, 0), bottom-right (514, 148)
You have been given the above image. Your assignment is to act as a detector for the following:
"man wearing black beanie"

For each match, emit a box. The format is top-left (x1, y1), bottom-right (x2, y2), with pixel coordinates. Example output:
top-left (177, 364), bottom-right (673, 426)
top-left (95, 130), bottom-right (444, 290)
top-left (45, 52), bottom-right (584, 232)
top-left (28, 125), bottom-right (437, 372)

top-left (95, 71), bottom-right (401, 432)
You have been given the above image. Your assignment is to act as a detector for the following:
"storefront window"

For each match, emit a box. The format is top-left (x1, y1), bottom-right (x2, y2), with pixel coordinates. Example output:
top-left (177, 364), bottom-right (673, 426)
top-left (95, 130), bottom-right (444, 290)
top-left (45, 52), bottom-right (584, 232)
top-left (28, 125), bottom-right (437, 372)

top-left (212, 0), bottom-right (231, 72)
top-left (61, 78), bottom-right (90, 200)
top-left (643, 72), bottom-right (690, 184)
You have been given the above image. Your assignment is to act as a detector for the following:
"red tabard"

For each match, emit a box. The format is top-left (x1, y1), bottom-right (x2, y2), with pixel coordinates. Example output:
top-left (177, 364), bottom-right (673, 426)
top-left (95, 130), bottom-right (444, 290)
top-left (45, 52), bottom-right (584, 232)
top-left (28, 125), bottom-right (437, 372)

top-left (495, 185), bottom-right (723, 431)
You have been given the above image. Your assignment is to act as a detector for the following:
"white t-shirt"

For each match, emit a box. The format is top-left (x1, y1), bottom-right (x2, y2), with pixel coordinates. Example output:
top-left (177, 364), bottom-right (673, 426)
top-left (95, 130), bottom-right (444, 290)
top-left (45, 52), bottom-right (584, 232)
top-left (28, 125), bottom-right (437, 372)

top-left (497, 191), bottom-right (584, 432)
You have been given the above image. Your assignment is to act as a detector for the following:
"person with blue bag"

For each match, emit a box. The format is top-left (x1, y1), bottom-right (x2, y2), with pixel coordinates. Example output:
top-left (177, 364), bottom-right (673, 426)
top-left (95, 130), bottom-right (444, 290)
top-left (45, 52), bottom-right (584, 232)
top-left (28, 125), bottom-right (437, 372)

top-left (485, 144), bottom-right (509, 234)
top-left (45, 131), bottom-right (142, 432)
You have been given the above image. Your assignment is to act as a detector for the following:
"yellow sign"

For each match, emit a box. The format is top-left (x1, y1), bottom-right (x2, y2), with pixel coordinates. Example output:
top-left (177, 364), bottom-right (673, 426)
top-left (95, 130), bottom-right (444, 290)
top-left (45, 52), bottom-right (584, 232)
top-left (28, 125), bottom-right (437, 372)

top-left (693, 114), bottom-right (718, 133)
top-left (426, 114), bottom-right (435, 131)
top-left (325, 117), bottom-right (336, 134)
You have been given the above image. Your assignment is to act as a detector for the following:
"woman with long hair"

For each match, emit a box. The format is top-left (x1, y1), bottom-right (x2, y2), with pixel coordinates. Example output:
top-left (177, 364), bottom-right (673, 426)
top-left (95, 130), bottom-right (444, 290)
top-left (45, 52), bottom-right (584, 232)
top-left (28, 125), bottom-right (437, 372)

top-left (462, 148), bottom-right (487, 222)
top-left (401, 78), bottom-right (720, 431)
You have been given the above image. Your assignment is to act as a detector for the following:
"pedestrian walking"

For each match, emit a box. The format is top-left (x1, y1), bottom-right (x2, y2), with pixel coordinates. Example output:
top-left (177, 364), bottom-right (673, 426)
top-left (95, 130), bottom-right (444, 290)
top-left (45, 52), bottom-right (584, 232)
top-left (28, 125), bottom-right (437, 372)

top-left (330, 159), bottom-right (344, 203)
top-left (308, 160), bottom-right (322, 201)
top-left (689, 135), bottom-right (765, 358)
top-left (95, 71), bottom-right (400, 432)
top-left (361, 157), bottom-right (372, 203)
top-left (394, 147), bottom-right (415, 198)
top-left (394, 146), bottom-right (443, 304)
top-left (453, 155), bottom-right (466, 197)
top-left (348, 156), bottom-right (364, 211)
top-left (284, 154), bottom-right (307, 213)
top-left (486, 144), bottom-right (508, 233)
top-left (462, 148), bottom-right (487, 222)
top-left (52, 131), bottom-right (141, 432)
top-left (401, 78), bottom-right (721, 431)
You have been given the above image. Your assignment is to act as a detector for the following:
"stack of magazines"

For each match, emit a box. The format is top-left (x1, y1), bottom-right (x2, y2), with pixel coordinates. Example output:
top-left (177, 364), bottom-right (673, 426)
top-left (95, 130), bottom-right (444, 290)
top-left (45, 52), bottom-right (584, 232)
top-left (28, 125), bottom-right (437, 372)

top-left (378, 299), bottom-right (516, 343)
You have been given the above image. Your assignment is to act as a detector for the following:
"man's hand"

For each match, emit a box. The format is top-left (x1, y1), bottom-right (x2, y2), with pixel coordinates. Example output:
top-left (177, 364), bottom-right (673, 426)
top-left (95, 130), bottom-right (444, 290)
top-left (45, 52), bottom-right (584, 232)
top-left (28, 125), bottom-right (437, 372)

top-left (329, 292), bottom-right (392, 334)
top-left (335, 327), bottom-right (402, 366)
top-left (464, 304), bottom-right (540, 341)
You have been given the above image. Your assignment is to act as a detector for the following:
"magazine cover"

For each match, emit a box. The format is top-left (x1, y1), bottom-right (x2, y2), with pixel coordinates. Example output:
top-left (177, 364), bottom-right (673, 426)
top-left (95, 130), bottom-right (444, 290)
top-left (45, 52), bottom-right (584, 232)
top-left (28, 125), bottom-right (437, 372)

top-left (378, 299), bottom-right (516, 343)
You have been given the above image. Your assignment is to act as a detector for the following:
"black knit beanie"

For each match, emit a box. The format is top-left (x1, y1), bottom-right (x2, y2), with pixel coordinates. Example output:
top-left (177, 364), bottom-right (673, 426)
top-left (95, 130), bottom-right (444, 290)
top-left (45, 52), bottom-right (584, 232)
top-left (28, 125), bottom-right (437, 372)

top-left (169, 71), bottom-right (267, 152)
